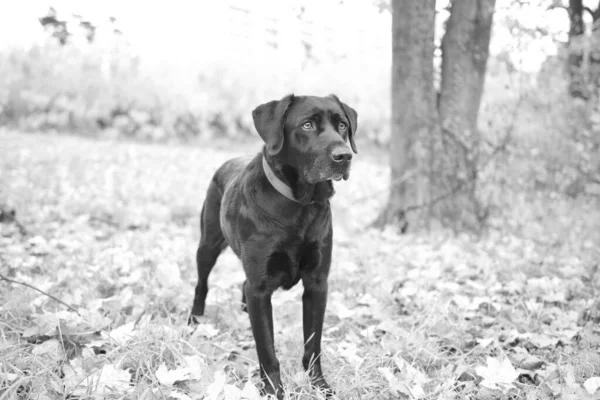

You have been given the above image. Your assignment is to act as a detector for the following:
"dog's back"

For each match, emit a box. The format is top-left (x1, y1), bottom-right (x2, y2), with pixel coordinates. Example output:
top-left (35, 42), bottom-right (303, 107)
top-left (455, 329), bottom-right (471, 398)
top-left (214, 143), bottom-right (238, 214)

top-left (209, 155), bottom-right (255, 198)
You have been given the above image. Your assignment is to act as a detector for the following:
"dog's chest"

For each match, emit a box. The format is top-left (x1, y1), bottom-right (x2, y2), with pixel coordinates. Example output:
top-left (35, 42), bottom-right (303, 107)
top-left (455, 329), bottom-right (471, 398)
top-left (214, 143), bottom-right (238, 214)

top-left (265, 208), bottom-right (330, 290)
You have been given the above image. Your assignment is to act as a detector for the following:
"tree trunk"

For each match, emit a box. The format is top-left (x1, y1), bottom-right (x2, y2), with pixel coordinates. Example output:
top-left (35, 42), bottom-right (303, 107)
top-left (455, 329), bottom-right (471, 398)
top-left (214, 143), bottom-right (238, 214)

top-left (568, 0), bottom-right (588, 99)
top-left (436, 0), bottom-right (495, 230)
top-left (374, 0), bottom-right (437, 231)
top-left (375, 0), bottom-right (496, 232)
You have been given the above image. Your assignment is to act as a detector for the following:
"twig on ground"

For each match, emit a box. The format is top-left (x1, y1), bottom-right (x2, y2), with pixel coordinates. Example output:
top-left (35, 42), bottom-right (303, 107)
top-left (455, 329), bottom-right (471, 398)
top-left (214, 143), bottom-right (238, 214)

top-left (0, 273), bottom-right (81, 316)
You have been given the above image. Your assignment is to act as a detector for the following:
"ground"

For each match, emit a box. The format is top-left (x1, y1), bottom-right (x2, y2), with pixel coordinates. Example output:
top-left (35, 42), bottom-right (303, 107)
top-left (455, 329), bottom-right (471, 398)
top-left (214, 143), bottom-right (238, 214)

top-left (1, 131), bottom-right (599, 400)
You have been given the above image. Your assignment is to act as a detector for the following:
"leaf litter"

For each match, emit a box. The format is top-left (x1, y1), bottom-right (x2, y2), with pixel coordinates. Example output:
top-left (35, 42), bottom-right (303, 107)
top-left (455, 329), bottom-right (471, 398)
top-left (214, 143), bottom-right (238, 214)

top-left (0, 132), bottom-right (599, 399)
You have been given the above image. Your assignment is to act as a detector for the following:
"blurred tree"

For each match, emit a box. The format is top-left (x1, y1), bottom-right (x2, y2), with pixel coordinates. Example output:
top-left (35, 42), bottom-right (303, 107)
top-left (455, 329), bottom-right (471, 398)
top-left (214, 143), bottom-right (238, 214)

top-left (375, 0), bottom-right (495, 232)
top-left (39, 7), bottom-right (118, 45)
top-left (563, 0), bottom-right (600, 99)
top-left (39, 8), bottom-right (69, 45)
top-left (567, 0), bottom-right (588, 98)
top-left (373, 0), bottom-right (437, 233)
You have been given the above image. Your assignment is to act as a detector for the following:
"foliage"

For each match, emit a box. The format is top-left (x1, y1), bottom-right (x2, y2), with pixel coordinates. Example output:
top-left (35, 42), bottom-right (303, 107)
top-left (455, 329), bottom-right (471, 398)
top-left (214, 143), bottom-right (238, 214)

top-left (0, 5), bottom-right (390, 145)
top-left (479, 52), bottom-right (600, 201)
top-left (1, 132), bottom-right (599, 399)
top-left (0, 39), bottom-right (261, 142)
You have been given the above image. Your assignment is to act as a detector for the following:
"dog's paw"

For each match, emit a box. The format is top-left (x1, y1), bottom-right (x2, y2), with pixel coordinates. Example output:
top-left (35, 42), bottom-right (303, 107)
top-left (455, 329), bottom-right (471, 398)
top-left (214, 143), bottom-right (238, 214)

top-left (312, 377), bottom-right (336, 399)
top-left (187, 314), bottom-right (204, 326)
top-left (259, 385), bottom-right (284, 400)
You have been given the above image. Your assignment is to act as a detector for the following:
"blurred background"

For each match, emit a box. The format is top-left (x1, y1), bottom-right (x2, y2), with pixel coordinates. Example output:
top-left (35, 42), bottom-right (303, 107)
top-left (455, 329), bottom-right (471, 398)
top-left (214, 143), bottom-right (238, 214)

top-left (0, 0), bottom-right (598, 232)
top-left (2, 3), bottom-right (600, 397)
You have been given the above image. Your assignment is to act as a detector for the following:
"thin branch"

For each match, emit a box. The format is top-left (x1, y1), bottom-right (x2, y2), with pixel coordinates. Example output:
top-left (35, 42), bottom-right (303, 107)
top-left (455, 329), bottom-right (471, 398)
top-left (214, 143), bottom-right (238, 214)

top-left (583, 6), bottom-right (598, 20)
top-left (0, 274), bottom-right (81, 316)
top-left (349, 168), bottom-right (419, 204)
top-left (441, 127), bottom-right (470, 154)
top-left (369, 85), bottom-right (523, 225)
top-left (404, 139), bottom-right (512, 213)
top-left (401, 95), bottom-right (520, 215)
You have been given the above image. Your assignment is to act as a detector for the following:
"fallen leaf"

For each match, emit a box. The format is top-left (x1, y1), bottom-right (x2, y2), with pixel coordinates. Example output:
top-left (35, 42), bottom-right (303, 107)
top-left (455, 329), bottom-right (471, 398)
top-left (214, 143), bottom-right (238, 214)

top-left (583, 377), bottom-right (600, 395)
top-left (96, 364), bottom-right (132, 393)
top-left (512, 353), bottom-right (544, 370)
top-left (475, 356), bottom-right (519, 392)
top-left (477, 337), bottom-right (495, 348)
top-left (394, 356), bottom-right (427, 387)
top-left (103, 321), bottom-right (138, 346)
top-left (222, 384), bottom-right (242, 400)
top-left (527, 333), bottom-right (559, 349)
top-left (156, 363), bottom-right (193, 386)
top-left (378, 356), bottom-right (427, 399)
top-left (28, 235), bottom-right (50, 255)
top-left (191, 323), bottom-right (220, 339)
top-left (241, 379), bottom-right (262, 400)
top-left (31, 338), bottom-right (64, 360)
top-left (207, 370), bottom-right (226, 400)
top-left (563, 364), bottom-right (578, 389)
top-left (0, 372), bottom-right (18, 382)
top-left (169, 391), bottom-right (192, 400)
top-left (338, 341), bottom-right (364, 366)
top-left (183, 355), bottom-right (205, 380)
top-left (379, 367), bottom-right (412, 398)
top-left (156, 261), bottom-right (182, 288)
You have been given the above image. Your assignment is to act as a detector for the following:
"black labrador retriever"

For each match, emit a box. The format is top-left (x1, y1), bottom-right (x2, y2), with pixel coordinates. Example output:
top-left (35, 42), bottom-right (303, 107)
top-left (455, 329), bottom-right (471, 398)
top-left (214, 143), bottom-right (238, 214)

top-left (189, 94), bottom-right (357, 398)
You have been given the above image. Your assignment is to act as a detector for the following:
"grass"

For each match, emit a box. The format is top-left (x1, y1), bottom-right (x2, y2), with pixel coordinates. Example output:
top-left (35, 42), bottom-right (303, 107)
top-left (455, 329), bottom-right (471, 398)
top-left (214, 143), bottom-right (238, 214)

top-left (0, 130), bottom-right (599, 399)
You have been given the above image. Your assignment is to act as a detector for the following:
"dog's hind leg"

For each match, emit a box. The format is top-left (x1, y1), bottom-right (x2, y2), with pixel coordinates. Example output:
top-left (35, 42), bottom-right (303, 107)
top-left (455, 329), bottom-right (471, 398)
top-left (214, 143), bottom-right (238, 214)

top-left (189, 181), bottom-right (226, 324)
top-left (241, 280), bottom-right (248, 313)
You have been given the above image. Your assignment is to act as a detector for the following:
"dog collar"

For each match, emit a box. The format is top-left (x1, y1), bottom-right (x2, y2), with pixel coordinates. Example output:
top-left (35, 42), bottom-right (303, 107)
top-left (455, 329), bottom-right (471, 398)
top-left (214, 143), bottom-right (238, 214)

top-left (262, 156), bottom-right (302, 203)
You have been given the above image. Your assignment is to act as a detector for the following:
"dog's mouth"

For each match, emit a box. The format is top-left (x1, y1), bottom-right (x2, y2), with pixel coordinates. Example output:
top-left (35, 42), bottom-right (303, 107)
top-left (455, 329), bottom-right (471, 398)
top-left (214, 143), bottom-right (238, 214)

top-left (331, 170), bottom-right (350, 182)
top-left (306, 165), bottom-right (351, 184)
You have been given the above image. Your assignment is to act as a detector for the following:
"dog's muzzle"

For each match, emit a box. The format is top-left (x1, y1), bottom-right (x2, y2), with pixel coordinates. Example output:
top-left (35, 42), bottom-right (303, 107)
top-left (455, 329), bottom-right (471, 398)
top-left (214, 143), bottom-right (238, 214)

top-left (328, 146), bottom-right (353, 181)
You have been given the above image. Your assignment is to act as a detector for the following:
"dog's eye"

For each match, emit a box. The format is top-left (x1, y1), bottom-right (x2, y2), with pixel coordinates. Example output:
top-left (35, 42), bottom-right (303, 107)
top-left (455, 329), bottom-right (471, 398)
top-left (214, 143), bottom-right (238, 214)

top-left (339, 122), bottom-right (348, 131)
top-left (302, 121), bottom-right (314, 130)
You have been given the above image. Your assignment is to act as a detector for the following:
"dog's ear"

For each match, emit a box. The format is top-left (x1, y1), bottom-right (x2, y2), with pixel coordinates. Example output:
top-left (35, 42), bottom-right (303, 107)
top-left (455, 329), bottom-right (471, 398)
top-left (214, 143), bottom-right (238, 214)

top-left (252, 94), bottom-right (294, 156)
top-left (329, 94), bottom-right (358, 154)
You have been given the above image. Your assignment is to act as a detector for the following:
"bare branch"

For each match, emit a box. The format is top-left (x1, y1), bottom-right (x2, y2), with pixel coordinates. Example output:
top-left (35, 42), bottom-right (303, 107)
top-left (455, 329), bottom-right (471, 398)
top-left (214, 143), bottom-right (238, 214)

top-left (394, 87), bottom-right (523, 217)
top-left (583, 6), bottom-right (595, 18)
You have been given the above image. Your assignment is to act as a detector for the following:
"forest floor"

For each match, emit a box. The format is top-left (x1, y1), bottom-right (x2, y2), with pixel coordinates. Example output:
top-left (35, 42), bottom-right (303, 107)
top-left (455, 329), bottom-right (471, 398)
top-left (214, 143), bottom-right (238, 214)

top-left (1, 131), bottom-right (600, 400)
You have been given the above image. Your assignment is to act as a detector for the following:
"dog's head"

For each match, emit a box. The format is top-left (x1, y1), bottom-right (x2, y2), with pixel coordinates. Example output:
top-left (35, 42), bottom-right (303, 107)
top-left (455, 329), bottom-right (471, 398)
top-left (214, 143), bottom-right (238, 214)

top-left (252, 94), bottom-right (357, 184)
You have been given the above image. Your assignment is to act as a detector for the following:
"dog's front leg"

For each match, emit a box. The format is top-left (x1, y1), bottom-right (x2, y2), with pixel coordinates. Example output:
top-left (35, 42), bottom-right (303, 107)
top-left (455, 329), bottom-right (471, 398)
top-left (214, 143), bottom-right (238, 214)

top-left (245, 281), bottom-right (282, 398)
top-left (242, 240), bottom-right (284, 398)
top-left (301, 239), bottom-right (333, 396)
top-left (301, 276), bottom-right (332, 394)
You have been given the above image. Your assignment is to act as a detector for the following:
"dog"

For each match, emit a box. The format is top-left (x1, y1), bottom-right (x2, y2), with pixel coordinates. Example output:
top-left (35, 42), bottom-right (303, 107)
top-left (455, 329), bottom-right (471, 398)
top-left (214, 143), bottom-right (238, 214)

top-left (189, 94), bottom-right (357, 398)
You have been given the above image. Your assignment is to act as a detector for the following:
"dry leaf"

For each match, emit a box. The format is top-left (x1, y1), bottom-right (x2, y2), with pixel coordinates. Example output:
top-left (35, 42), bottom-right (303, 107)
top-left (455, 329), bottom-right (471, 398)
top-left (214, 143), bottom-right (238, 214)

top-left (104, 321), bottom-right (138, 346)
top-left (583, 377), bottom-right (600, 395)
top-left (475, 356), bottom-right (519, 392)
top-left (95, 364), bottom-right (132, 393)
top-left (207, 370), bottom-right (226, 400)
top-left (169, 391), bottom-right (193, 400)
top-left (241, 380), bottom-right (263, 400)
top-left (155, 363), bottom-right (193, 386)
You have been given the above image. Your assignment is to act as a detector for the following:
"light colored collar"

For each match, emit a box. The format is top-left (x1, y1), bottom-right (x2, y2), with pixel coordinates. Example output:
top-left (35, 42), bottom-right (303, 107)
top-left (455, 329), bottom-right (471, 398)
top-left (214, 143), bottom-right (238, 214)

top-left (262, 156), bottom-right (301, 203)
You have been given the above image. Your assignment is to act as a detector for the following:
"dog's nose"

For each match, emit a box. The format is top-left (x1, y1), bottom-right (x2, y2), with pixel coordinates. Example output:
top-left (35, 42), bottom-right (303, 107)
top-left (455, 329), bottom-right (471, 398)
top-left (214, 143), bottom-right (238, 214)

top-left (331, 147), bottom-right (353, 162)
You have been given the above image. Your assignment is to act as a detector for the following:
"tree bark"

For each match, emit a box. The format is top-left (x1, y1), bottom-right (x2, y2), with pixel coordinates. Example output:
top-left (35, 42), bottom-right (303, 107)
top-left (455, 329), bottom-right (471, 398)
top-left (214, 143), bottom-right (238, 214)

top-left (568, 0), bottom-right (588, 99)
top-left (436, 0), bottom-right (495, 230)
top-left (375, 0), bottom-right (496, 232)
top-left (374, 0), bottom-right (437, 231)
